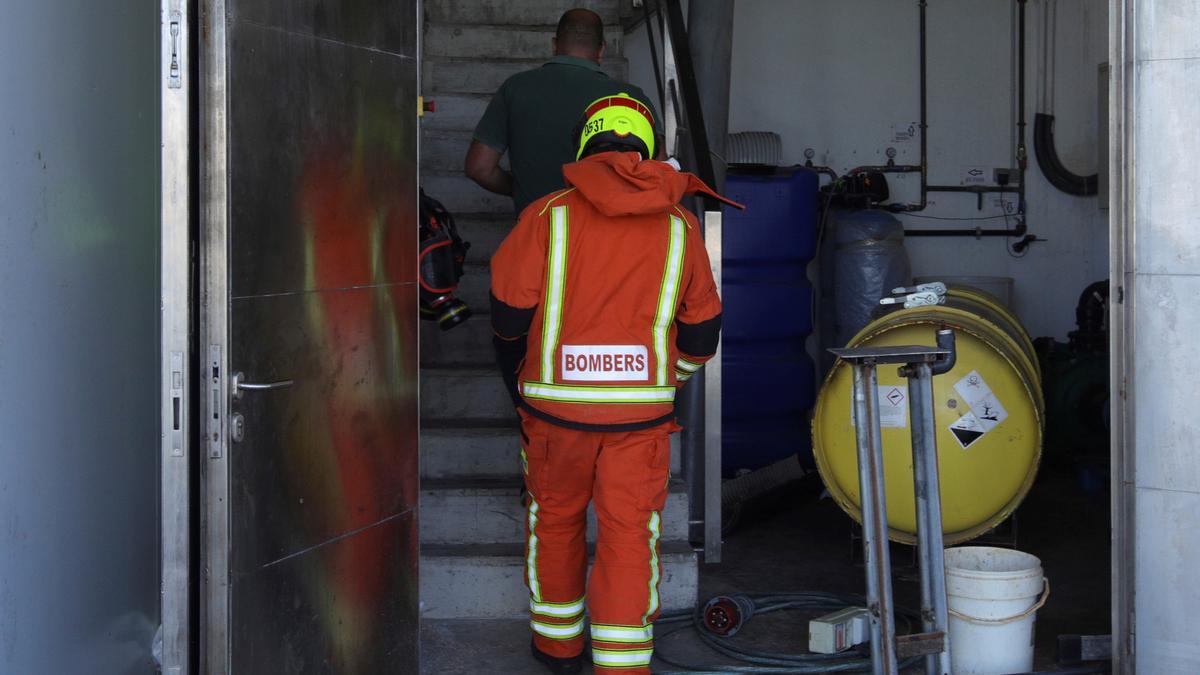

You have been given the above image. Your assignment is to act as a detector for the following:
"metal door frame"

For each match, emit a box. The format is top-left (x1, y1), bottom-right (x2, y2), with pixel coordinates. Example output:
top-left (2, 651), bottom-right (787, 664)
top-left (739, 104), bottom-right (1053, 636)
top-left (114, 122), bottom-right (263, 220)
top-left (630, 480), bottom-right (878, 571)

top-left (161, 0), bottom-right (193, 672)
top-left (660, 0), bottom-right (723, 563)
top-left (1108, 1), bottom-right (1135, 671)
top-left (198, 0), bottom-right (233, 670)
top-left (165, 3), bottom-right (1136, 670)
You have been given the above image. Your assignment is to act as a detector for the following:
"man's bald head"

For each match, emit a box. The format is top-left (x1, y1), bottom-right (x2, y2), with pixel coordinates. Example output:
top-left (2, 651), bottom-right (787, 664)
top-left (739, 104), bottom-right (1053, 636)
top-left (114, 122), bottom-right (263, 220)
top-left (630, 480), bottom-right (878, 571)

top-left (554, 8), bottom-right (605, 61)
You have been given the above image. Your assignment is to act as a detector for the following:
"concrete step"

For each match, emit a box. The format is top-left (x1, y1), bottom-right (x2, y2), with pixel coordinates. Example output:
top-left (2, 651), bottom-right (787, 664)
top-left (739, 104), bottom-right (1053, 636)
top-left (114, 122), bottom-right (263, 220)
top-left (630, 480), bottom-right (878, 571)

top-left (421, 426), bottom-right (684, 478)
top-left (422, 426), bottom-right (521, 478)
top-left (418, 202), bottom-right (512, 266)
top-left (424, 0), bottom-right (621, 26)
top-left (424, 57), bottom-right (629, 95)
top-left (457, 214), bottom-right (514, 262)
top-left (420, 130), bottom-right (519, 180)
top-left (421, 174), bottom-right (514, 216)
top-left (421, 129), bottom-right (474, 174)
top-left (420, 541), bottom-right (698, 619)
top-left (420, 619), bottom-right (541, 675)
top-left (420, 477), bottom-right (690, 545)
top-left (420, 94), bottom-right (491, 134)
top-left (421, 366), bottom-right (517, 422)
top-left (425, 24), bottom-right (625, 60)
top-left (421, 312), bottom-right (495, 367)
top-left (454, 261), bottom-right (491, 311)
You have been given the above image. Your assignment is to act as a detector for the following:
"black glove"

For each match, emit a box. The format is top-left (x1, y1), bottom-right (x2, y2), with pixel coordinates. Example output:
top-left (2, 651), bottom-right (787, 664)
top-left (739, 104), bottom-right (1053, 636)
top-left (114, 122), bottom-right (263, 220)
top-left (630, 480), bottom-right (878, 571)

top-left (492, 334), bottom-right (527, 409)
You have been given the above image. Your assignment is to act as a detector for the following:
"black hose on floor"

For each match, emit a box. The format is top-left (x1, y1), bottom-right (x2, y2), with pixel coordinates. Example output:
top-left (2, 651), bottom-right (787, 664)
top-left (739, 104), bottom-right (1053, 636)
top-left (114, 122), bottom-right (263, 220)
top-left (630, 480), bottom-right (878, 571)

top-left (652, 591), bottom-right (924, 673)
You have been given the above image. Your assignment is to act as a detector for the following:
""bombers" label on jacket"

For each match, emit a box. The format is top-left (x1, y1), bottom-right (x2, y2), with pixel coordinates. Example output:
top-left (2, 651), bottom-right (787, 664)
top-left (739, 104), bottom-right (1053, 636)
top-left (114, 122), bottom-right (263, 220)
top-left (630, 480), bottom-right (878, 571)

top-left (561, 345), bottom-right (649, 382)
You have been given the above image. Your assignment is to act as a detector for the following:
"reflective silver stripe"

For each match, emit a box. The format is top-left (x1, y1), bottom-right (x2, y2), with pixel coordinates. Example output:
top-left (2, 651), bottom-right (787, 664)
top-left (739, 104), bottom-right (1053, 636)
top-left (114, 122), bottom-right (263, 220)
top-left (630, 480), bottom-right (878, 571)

top-left (522, 382), bottom-right (675, 404)
top-left (652, 216), bottom-right (687, 386)
top-left (520, 448), bottom-right (528, 475)
top-left (527, 499), bottom-right (541, 601)
top-left (532, 617), bottom-right (585, 639)
top-left (591, 623), bottom-right (653, 643)
top-left (674, 370), bottom-right (692, 382)
top-left (642, 511), bottom-right (662, 624)
top-left (540, 206), bottom-right (569, 383)
top-left (593, 648), bottom-right (654, 667)
top-left (531, 597), bottom-right (585, 618)
top-left (675, 357), bottom-right (702, 373)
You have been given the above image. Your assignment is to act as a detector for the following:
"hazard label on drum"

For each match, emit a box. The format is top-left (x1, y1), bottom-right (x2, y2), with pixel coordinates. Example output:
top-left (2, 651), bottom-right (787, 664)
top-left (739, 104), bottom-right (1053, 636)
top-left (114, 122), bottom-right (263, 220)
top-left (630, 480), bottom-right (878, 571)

top-left (948, 370), bottom-right (1006, 449)
top-left (949, 412), bottom-right (986, 449)
top-left (851, 385), bottom-right (908, 429)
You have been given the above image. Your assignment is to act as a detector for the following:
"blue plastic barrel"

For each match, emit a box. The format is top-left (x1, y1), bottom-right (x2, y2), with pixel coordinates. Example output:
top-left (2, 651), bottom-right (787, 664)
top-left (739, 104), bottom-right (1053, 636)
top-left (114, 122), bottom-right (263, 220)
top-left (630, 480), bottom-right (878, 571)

top-left (721, 167), bottom-right (819, 473)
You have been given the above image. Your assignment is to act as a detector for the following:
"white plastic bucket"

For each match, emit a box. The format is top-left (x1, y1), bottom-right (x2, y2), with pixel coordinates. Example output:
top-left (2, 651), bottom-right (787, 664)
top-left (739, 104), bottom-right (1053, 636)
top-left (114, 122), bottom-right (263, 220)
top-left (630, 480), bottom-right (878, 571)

top-left (944, 546), bottom-right (1049, 675)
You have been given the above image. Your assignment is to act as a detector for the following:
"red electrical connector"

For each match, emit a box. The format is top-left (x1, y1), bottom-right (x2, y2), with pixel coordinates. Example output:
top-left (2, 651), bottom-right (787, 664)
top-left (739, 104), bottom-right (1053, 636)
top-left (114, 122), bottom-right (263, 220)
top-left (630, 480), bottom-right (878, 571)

top-left (702, 594), bottom-right (756, 638)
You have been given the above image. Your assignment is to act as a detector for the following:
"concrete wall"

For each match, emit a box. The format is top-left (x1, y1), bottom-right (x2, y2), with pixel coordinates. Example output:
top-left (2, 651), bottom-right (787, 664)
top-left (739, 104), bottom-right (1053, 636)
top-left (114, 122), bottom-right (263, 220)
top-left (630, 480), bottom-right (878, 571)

top-left (1112, 1), bottom-right (1200, 671)
top-left (0, 1), bottom-right (161, 672)
top-left (626, 0), bottom-right (1109, 339)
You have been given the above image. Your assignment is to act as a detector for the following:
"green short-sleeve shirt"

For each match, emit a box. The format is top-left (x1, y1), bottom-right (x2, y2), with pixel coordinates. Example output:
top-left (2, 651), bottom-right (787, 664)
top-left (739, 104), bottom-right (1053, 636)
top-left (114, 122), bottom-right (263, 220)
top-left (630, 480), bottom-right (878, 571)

top-left (473, 55), bottom-right (660, 215)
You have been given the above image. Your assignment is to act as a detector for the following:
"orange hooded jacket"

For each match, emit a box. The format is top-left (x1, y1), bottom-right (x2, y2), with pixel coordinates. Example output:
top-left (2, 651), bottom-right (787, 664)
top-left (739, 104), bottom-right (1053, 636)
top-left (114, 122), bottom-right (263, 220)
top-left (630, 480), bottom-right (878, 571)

top-left (490, 151), bottom-right (739, 429)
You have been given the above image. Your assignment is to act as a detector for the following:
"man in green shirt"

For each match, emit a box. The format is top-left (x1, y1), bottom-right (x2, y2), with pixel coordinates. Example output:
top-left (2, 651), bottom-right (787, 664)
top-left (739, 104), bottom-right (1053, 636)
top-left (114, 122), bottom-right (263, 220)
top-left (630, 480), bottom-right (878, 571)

top-left (464, 8), bottom-right (660, 216)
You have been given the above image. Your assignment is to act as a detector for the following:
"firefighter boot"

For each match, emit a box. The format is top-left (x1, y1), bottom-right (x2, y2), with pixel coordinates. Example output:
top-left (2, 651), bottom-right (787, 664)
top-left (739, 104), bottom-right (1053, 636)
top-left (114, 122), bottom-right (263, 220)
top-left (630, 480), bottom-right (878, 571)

top-left (531, 639), bottom-right (584, 674)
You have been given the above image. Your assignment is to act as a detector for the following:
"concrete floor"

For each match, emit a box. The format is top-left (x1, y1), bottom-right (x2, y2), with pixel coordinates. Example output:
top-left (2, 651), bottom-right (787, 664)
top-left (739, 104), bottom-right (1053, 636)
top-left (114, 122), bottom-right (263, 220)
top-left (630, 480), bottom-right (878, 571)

top-left (421, 463), bottom-right (1110, 674)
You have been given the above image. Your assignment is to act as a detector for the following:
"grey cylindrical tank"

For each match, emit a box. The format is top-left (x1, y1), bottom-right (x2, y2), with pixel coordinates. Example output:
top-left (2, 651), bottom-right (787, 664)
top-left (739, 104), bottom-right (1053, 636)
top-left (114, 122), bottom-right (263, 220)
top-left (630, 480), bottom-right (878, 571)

top-left (832, 208), bottom-right (911, 346)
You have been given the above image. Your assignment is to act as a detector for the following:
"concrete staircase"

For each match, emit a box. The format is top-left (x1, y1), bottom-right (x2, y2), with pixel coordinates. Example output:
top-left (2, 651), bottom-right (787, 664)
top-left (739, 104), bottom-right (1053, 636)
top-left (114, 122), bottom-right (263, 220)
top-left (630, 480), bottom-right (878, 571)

top-left (418, 0), bottom-right (699, 623)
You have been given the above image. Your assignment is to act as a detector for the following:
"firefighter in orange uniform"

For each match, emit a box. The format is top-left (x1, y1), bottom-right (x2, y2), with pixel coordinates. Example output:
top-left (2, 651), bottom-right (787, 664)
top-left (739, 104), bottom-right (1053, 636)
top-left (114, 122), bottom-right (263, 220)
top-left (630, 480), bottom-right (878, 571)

top-left (489, 93), bottom-right (740, 674)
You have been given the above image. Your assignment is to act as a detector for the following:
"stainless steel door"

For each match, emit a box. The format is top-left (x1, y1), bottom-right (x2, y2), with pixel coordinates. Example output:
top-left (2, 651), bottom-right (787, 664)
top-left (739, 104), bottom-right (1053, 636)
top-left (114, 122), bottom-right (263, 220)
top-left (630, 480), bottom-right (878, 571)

top-left (200, 1), bottom-right (420, 672)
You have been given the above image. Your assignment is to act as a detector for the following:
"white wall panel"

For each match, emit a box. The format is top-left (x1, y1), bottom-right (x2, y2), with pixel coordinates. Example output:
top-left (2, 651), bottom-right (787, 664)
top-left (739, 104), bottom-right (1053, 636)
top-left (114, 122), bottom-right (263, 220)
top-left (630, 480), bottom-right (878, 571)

top-left (1130, 274), bottom-right (1200, 494)
top-left (1133, 487), bottom-right (1200, 673)
top-left (1113, 0), bottom-right (1200, 670)
top-left (1133, 58), bottom-right (1200, 276)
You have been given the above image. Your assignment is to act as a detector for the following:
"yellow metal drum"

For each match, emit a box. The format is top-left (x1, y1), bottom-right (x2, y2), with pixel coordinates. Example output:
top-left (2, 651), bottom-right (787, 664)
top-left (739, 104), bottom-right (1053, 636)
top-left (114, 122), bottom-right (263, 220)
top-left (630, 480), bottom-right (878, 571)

top-left (813, 289), bottom-right (1043, 545)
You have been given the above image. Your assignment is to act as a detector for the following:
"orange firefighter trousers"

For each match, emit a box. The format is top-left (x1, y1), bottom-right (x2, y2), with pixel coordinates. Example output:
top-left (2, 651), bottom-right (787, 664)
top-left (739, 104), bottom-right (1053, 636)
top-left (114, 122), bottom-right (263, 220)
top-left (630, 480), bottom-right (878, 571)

top-left (521, 412), bottom-right (676, 674)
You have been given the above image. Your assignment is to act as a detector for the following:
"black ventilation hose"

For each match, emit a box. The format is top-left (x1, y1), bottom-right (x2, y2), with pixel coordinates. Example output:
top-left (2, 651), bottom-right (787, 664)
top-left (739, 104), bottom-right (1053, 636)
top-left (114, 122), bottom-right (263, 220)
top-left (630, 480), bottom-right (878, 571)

top-left (1033, 112), bottom-right (1098, 196)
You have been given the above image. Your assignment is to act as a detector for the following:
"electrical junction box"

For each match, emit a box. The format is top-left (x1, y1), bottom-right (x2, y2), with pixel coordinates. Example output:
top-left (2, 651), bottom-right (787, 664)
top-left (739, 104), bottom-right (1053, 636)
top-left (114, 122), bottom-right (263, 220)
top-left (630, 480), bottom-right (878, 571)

top-left (808, 607), bottom-right (870, 654)
top-left (993, 167), bottom-right (1019, 186)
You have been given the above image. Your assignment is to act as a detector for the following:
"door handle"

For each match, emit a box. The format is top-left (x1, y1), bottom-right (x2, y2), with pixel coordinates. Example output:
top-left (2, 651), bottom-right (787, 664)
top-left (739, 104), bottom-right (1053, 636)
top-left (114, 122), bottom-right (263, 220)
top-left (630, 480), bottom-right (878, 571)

top-left (231, 371), bottom-right (294, 399)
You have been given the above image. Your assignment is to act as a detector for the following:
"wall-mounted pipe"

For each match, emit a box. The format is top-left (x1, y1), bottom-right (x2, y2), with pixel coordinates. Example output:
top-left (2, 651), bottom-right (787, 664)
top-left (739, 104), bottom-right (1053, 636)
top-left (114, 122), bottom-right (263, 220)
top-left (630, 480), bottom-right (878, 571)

top-left (864, 0), bottom-right (930, 214)
top-left (899, 0), bottom-right (1030, 240)
top-left (1031, 0), bottom-right (1097, 197)
top-left (918, 0), bottom-right (930, 208)
top-left (806, 163), bottom-right (839, 184)
top-left (1034, 113), bottom-right (1098, 195)
top-left (1016, 0), bottom-right (1029, 204)
top-left (924, 185), bottom-right (1020, 193)
top-left (642, 0), bottom-right (1033, 238)
top-left (905, 221), bottom-right (1027, 238)
top-left (796, 1), bottom-right (1032, 240)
